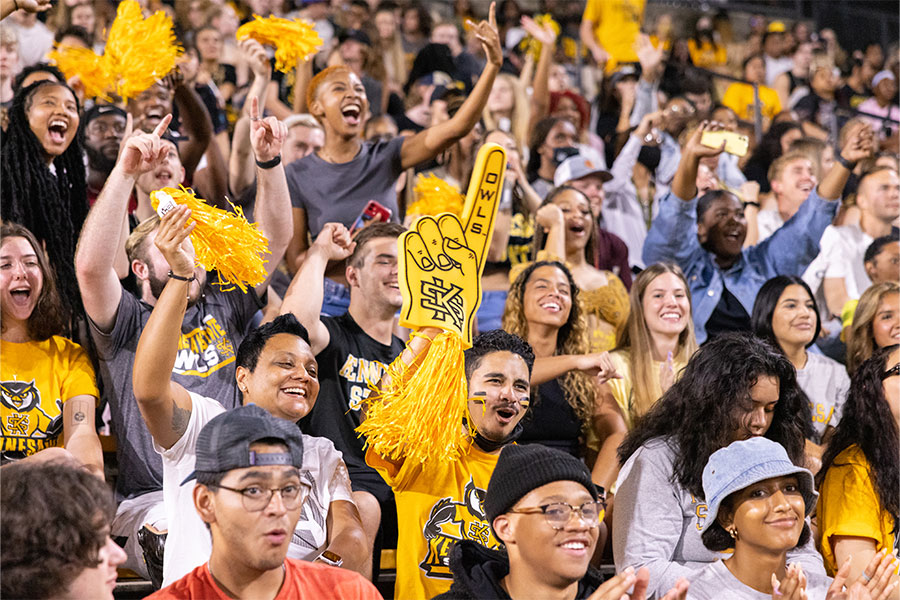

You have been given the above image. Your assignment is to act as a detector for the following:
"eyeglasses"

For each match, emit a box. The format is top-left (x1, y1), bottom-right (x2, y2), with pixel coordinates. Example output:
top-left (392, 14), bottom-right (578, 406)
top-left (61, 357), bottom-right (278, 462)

top-left (508, 500), bottom-right (606, 529)
top-left (881, 363), bottom-right (900, 380)
top-left (215, 483), bottom-right (306, 512)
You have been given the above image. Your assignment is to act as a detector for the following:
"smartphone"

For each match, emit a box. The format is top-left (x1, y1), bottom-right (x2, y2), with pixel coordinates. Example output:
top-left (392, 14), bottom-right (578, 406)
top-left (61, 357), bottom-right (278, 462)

top-left (700, 130), bottom-right (749, 157)
top-left (350, 200), bottom-right (393, 235)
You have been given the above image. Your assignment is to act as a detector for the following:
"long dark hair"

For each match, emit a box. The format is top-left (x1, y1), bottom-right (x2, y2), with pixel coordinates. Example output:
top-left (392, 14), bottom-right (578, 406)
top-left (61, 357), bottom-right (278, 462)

top-left (752, 275), bottom-right (822, 351)
top-left (618, 332), bottom-right (810, 498)
top-left (1, 80), bottom-right (88, 316)
top-left (816, 345), bottom-right (899, 521)
top-left (745, 121), bottom-right (803, 173)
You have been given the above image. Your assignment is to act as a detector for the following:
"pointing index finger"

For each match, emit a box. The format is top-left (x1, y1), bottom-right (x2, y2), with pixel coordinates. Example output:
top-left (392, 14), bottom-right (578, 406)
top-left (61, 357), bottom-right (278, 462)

top-left (152, 114), bottom-right (173, 138)
top-left (250, 95), bottom-right (260, 121)
top-left (488, 2), bottom-right (496, 28)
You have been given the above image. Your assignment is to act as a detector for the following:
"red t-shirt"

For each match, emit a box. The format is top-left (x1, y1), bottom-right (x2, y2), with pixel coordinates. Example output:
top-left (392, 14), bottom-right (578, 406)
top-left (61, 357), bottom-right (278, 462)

top-left (148, 559), bottom-right (382, 599)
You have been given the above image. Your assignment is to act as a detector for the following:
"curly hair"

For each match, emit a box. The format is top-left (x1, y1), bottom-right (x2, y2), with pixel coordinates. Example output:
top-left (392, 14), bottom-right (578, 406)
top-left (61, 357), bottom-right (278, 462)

top-left (846, 282), bottom-right (899, 374)
top-left (0, 222), bottom-right (68, 341)
top-left (464, 329), bottom-right (535, 381)
top-left (1, 461), bottom-right (116, 599)
top-left (816, 345), bottom-right (899, 522)
top-left (1, 80), bottom-right (88, 320)
top-left (502, 261), bottom-right (595, 427)
top-left (618, 332), bottom-right (810, 498)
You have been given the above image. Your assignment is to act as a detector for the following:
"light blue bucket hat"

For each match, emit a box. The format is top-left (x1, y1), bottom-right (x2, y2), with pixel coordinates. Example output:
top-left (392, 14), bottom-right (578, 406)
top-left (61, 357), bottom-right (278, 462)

top-left (700, 437), bottom-right (817, 534)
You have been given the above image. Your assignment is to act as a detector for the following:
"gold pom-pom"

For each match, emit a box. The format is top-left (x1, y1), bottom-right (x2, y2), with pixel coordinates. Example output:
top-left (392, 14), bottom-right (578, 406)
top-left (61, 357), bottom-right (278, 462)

top-left (237, 15), bottom-right (322, 73)
top-left (47, 0), bottom-right (181, 101)
top-left (48, 44), bottom-right (114, 101)
top-left (105, 0), bottom-right (182, 101)
top-left (518, 14), bottom-right (560, 61)
top-left (150, 186), bottom-right (270, 292)
top-left (357, 331), bottom-right (472, 465)
top-left (407, 173), bottom-right (465, 218)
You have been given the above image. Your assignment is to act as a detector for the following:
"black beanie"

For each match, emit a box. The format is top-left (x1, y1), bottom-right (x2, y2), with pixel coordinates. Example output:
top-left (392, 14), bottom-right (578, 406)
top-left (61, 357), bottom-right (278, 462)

top-left (484, 444), bottom-right (599, 527)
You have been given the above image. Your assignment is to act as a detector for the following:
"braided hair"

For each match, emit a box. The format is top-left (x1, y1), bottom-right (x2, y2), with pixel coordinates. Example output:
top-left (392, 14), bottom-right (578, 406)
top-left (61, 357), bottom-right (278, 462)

top-left (1, 80), bottom-right (88, 319)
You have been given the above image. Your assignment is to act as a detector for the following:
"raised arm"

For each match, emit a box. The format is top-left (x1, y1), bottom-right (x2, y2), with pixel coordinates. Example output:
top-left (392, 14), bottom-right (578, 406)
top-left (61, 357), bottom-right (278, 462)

top-left (671, 120), bottom-right (726, 202)
top-left (169, 70), bottom-right (214, 179)
top-left (281, 223), bottom-right (355, 355)
top-left (400, 3), bottom-right (501, 170)
top-left (248, 95), bottom-right (292, 295)
top-left (0, 0), bottom-right (49, 21)
top-left (76, 114), bottom-right (174, 332)
top-left (629, 35), bottom-right (664, 127)
top-left (522, 15), bottom-right (557, 125)
top-left (132, 206), bottom-right (196, 450)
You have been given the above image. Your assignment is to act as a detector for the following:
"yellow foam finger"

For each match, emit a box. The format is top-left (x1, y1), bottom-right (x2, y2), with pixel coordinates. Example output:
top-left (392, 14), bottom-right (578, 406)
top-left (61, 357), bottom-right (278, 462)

top-left (461, 143), bottom-right (506, 263)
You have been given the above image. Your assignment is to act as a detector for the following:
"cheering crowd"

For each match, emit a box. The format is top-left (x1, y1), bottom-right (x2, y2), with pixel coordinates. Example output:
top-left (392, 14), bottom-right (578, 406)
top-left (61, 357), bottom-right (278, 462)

top-left (0, 0), bottom-right (899, 598)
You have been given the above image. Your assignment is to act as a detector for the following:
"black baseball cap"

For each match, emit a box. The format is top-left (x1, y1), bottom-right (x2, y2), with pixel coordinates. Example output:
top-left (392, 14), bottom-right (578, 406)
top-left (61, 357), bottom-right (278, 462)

top-left (83, 104), bottom-right (127, 127)
top-left (181, 404), bottom-right (305, 485)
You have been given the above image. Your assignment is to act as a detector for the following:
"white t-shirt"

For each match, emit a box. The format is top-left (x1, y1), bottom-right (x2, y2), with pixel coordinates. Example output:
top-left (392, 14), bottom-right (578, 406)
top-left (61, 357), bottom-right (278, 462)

top-left (756, 209), bottom-right (784, 242)
top-left (802, 224), bottom-right (873, 314)
top-left (796, 352), bottom-right (850, 444)
top-left (156, 392), bottom-right (355, 586)
top-left (688, 559), bottom-right (833, 599)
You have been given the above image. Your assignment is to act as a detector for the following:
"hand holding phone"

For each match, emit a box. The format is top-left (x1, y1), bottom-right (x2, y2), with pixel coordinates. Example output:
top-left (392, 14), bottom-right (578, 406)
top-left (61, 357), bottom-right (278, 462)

top-left (700, 130), bottom-right (749, 157)
top-left (350, 200), bottom-right (393, 235)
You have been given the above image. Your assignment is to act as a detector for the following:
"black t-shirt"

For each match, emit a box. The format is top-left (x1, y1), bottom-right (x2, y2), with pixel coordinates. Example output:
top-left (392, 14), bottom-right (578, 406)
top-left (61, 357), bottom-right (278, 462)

top-left (518, 378), bottom-right (581, 457)
top-left (704, 285), bottom-right (751, 340)
top-left (298, 313), bottom-right (403, 480)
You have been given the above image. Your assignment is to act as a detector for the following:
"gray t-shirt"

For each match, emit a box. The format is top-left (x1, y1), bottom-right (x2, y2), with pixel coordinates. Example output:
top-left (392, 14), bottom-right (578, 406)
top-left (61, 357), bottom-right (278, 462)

top-left (286, 137), bottom-right (405, 239)
top-left (797, 352), bottom-right (850, 444)
top-left (90, 285), bottom-right (261, 500)
top-left (612, 437), bottom-right (826, 597)
top-left (688, 559), bottom-right (833, 600)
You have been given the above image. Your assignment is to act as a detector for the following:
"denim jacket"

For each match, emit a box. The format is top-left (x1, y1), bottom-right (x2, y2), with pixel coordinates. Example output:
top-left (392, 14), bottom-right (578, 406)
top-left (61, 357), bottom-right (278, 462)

top-left (643, 188), bottom-right (838, 343)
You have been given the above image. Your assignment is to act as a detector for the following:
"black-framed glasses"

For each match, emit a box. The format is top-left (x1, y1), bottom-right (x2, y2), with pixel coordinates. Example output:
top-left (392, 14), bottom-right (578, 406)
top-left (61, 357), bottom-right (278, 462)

top-left (508, 500), bottom-right (606, 529)
top-left (215, 483), bottom-right (306, 512)
top-left (882, 363), bottom-right (900, 380)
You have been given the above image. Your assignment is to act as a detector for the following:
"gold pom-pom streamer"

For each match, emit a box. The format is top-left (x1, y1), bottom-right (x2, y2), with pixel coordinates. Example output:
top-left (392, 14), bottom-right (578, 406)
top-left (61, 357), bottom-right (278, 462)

top-left (150, 186), bottom-right (270, 292)
top-left (357, 331), bottom-right (473, 465)
top-left (518, 14), bottom-right (560, 60)
top-left (104, 0), bottom-right (182, 101)
top-left (236, 15), bottom-right (322, 73)
top-left (48, 0), bottom-right (181, 102)
top-left (47, 44), bottom-right (114, 101)
top-left (407, 173), bottom-right (465, 218)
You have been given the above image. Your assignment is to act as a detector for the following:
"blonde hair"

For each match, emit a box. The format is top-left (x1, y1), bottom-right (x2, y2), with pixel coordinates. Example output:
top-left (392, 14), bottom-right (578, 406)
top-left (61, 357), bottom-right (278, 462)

top-left (482, 73), bottom-right (530, 149)
top-left (502, 261), bottom-right (595, 429)
top-left (846, 282), bottom-right (900, 374)
top-left (767, 150), bottom-right (813, 184)
top-left (615, 263), bottom-right (698, 419)
top-left (125, 215), bottom-right (161, 264)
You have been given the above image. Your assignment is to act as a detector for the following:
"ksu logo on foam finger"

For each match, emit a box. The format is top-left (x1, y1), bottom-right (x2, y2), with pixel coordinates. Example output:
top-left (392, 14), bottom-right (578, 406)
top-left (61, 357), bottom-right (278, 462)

top-left (418, 477), bottom-right (500, 579)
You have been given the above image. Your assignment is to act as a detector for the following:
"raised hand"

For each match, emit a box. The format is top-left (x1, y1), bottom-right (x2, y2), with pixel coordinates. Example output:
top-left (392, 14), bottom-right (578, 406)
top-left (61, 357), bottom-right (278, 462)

top-left (535, 202), bottom-right (564, 232)
top-left (467, 2), bottom-right (502, 68)
top-left (154, 204), bottom-right (196, 278)
top-left (586, 566), bottom-right (646, 599)
top-left (574, 352), bottom-right (623, 385)
top-left (249, 95), bottom-right (287, 163)
top-left (239, 37), bottom-right (270, 81)
top-left (520, 14), bottom-right (557, 46)
top-left (659, 351), bottom-right (676, 394)
top-left (635, 34), bottom-right (665, 78)
top-left (399, 143), bottom-right (507, 345)
top-left (119, 113), bottom-right (173, 177)
top-left (310, 222), bottom-right (355, 262)
top-left (13, 0), bottom-right (52, 13)
top-left (634, 110), bottom-right (664, 140)
top-left (685, 120), bottom-right (727, 160)
top-left (839, 121), bottom-right (877, 164)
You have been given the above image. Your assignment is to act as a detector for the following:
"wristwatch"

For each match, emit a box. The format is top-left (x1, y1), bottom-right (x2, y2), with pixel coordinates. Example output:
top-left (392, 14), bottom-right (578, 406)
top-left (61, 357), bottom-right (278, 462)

top-left (316, 550), bottom-right (344, 568)
top-left (836, 154), bottom-right (857, 171)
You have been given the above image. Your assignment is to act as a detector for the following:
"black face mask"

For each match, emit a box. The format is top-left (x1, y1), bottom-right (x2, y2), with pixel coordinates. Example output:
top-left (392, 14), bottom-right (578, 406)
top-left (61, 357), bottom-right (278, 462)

top-left (637, 145), bottom-right (662, 172)
top-left (468, 421), bottom-right (525, 453)
top-left (552, 146), bottom-right (580, 167)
